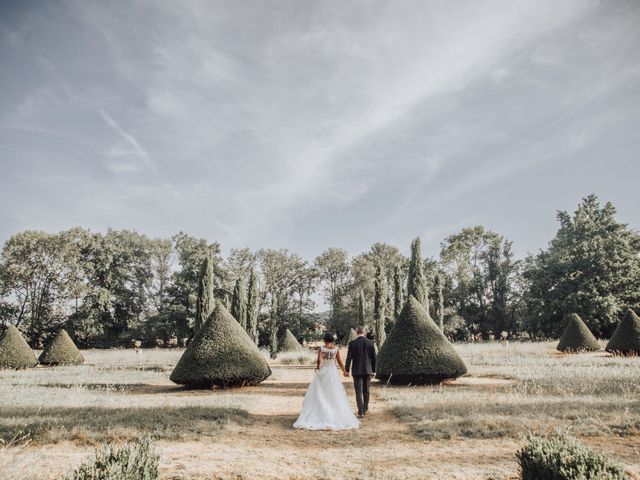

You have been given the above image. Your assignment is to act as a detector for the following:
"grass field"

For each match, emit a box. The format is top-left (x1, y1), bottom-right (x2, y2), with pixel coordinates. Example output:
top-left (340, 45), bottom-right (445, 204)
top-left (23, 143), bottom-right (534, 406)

top-left (0, 342), bottom-right (639, 479)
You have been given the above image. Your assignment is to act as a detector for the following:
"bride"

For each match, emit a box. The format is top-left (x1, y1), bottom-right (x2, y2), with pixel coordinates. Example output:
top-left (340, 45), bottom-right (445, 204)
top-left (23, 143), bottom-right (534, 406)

top-left (293, 333), bottom-right (360, 430)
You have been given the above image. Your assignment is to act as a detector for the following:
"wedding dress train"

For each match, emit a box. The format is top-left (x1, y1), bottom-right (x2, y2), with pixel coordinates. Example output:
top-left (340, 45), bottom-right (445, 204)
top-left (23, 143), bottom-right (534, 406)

top-left (293, 346), bottom-right (360, 430)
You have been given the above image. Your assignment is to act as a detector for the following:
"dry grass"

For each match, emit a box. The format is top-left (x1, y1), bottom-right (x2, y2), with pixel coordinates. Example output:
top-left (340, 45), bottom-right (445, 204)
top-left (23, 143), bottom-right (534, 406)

top-left (383, 341), bottom-right (640, 440)
top-left (1, 343), bottom-right (639, 479)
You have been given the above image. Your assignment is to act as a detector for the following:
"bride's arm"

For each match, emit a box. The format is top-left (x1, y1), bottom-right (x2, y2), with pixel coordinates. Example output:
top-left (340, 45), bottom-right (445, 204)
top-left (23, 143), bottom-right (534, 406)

top-left (316, 348), bottom-right (322, 370)
top-left (336, 350), bottom-right (348, 377)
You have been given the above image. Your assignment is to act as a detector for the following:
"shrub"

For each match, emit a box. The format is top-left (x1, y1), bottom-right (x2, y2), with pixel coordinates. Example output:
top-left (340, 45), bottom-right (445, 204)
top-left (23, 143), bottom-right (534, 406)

top-left (376, 296), bottom-right (467, 385)
top-left (342, 328), bottom-right (357, 346)
top-left (62, 436), bottom-right (159, 480)
top-left (39, 329), bottom-right (84, 365)
top-left (170, 302), bottom-right (271, 388)
top-left (516, 434), bottom-right (626, 480)
top-left (278, 329), bottom-right (303, 352)
top-left (0, 325), bottom-right (38, 369)
top-left (606, 309), bottom-right (640, 356)
top-left (556, 314), bottom-right (600, 353)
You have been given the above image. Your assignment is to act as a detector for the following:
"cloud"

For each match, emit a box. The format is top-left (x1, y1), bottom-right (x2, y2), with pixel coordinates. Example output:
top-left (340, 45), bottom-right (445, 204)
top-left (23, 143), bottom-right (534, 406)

top-left (98, 109), bottom-right (155, 170)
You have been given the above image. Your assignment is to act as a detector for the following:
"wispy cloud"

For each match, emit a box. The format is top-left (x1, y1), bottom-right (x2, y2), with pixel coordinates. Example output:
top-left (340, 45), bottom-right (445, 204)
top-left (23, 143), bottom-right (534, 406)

top-left (98, 109), bottom-right (155, 171)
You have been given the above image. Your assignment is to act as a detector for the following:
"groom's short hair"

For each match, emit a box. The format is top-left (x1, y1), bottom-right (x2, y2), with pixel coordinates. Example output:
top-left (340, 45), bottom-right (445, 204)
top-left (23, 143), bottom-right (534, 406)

top-left (356, 326), bottom-right (365, 334)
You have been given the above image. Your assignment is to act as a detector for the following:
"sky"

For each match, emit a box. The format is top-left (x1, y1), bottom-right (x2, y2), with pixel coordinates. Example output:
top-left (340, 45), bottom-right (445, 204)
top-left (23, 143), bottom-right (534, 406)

top-left (1, 0), bottom-right (639, 262)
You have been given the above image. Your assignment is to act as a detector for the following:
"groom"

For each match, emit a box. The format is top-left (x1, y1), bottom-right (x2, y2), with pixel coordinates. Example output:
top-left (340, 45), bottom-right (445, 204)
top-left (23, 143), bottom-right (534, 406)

top-left (345, 326), bottom-right (376, 418)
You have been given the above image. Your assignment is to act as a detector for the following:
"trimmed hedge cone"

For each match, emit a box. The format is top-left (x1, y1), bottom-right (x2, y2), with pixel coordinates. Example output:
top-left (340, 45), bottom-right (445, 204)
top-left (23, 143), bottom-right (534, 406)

top-left (606, 308), bottom-right (640, 356)
top-left (342, 328), bottom-right (357, 346)
top-left (279, 329), bottom-right (303, 352)
top-left (170, 302), bottom-right (271, 388)
top-left (376, 296), bottom-right (467, 385)
top-left (39, 329), bottom-right (84, 365)
top-left (0, 325), bottom-right (38, 369)
top-left (556, 313), bottom-right (600, 352)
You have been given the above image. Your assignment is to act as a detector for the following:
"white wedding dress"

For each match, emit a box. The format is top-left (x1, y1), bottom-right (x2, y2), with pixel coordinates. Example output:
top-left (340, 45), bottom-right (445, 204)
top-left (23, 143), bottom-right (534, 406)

top-left (293, 346), bottom-right (360, 430)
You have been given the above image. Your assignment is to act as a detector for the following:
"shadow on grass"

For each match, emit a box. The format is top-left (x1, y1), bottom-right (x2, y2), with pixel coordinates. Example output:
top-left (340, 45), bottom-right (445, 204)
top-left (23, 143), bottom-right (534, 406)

top-left (0, 405), bottom-right (249, 445)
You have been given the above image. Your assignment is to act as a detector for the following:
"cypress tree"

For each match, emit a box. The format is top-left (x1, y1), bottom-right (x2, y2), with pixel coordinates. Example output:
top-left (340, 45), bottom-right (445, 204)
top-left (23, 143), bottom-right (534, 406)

top-left (357, 290), bottom-right (366, 328)
top-left (606, 309), bottom-right (640, 355)
top-left (230, 277), bottom-right (247, 330)
top-left (408, 237), bottom-right (428, 309)
top-left (434, 272), bottom-right (445, 331)
top-left (0, 325), bottom-right (38, 369)
top-left (194, 255), bottom-right (215, 334)
top-left (39, 329), bottom-right (84, 365)
top-left (247, 269), bottom-right (259, 345)
top-left (170, 302), bottom-right (271, 388)
top-left (393, 264), bottom-right (403, 321)
top-left (269, 295), bottom-right (278, 358)
top-left (556, 313), bottom-right (600, 352)
top-left (374, 263), bottom-right (386, 348)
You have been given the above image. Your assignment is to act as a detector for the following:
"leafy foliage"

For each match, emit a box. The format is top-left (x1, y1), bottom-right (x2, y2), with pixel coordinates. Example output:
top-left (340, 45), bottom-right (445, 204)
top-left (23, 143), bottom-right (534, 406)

top-left (407, 238), bottom-right (428, 309)
top-left (524, 195), bottom-right (640, 338)
top-left (374, 263), bottom-right (386, 347)
top-left (279, 328), bottom-right (303, 352)
top-left (38, 329), bottom-right (84, 365)
top-left (606, 308), bottom-right (640, 355)
top-left (230, 276), bottom-right (247, 330)
top-left (62, 435), bottom-right (159, 480)
top-left (170, 302), bottom-right (271, 388)
top-left (377, 296), bottom-right (467, 385)
top-left (194, 254), bottom-right (216, 334)
top-left (556, 314), bottom-right (601, 352)
top-left (0, 325), bottom-right (38, 369)
top-left (516, 434), bottom-right (626, 480)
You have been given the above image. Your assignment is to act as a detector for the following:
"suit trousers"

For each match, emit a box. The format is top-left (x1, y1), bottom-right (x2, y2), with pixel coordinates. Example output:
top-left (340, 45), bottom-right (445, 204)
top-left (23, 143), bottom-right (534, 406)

top-left (352, 375), bottom-right (371, 415)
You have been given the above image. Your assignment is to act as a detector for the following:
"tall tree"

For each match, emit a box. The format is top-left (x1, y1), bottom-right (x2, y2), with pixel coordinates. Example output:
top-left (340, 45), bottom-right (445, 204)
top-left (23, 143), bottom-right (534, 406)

top-left (314, 248), bottom-right (351, 323)
top-left (246, 269), bottom-right (259, 344)
top-left (407, 237), bottom-right (428, 309)
top-left (374, 263), bottom-right (386, 347)
top-left (393, 264), bottom-right (403, 320)
top-left (194, 254), bottom-right (215, 334)
top-left (523, 195), bottom-right (640, 337)
top-left (357, 290), bottom-right (366, 328)
top-left (269, 295), bottom-right (278, 358)
top-left (441, 226), bottom-right (519, 339)
top-left (230, 276), bottom-right (247, 329)
top-left (433, 271), bottom-right (445, 331)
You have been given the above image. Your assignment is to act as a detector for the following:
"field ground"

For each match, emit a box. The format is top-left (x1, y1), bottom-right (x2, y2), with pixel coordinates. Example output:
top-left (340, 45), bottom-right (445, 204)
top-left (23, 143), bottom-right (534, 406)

top-left (0, 343), bottom-right (639, 479)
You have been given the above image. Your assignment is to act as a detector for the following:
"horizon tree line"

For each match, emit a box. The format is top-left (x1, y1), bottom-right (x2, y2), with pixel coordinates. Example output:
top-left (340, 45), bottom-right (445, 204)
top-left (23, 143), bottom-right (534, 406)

top-left (1, 194), bottom-right (639, 348)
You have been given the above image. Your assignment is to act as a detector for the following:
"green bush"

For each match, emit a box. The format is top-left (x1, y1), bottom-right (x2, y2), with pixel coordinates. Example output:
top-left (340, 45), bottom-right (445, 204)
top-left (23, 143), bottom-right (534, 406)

top-left (342, 328), bottom-right (357, 346)
top-left (556, 313), bottom-right (600, 353)
top-left (62, 436), bottom-right (159, 480)
top-left (376, 296), bottom-right (467, 385)
top-left (170, 302), bottom-right (271, 388)
top-left (606, 309), bottom-right (640, 356)
top-left (0, 325), bottom-right (38, 369)
top-left (516, 434), bottom-right (626, 480)
top-left (39, 329), bottom-right (84, 365)
top-left (278, 329), bottom-right (303, 352)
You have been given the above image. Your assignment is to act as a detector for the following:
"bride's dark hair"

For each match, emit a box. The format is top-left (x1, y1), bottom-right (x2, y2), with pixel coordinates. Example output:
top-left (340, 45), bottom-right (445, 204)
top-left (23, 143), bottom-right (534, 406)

top-left (323, 332), bottom-right (335, 343)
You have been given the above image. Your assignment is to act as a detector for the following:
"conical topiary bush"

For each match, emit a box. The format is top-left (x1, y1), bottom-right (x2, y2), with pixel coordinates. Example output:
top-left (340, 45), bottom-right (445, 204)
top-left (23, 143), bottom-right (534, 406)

top-left (39, 329), bottom-right (84, 365)
top-left (556, 313), bottom-right (601, 352)
top-left (170, 302), bottom-right (271, 388)
top-left (606, 309), bottom-right (640, 356)
top-left (342, 328), bottom-right (357, 346)
top-left (376, 296), bottom-right (467, 385)
top-left (279, 329), bottom-right (303, 352)
top-left (0, 325), bottom-right (38, 369)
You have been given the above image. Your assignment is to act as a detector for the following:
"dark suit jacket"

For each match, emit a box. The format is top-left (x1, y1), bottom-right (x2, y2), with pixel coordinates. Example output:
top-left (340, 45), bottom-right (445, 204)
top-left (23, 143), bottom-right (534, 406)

top-left (346, 336), bottom-right (376, 376)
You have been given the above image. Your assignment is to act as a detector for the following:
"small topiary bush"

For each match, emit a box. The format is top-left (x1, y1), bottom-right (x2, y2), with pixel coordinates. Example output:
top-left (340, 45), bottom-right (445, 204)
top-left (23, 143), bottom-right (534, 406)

top-left (62, 436), bottom-right (159, 480)
top-left (0, 325), bottom-right (38, 369)
top-left (556, 313), bottom-right (600, 353)
top-left (516, 434), bottom-right (626, 480)
top-left (39, 329), bottom-right (84, 365)
top-left (606, 309), bottom-right (640, 356)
